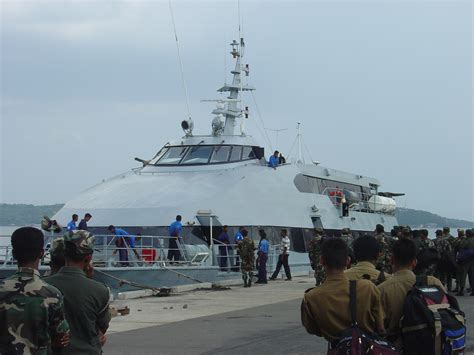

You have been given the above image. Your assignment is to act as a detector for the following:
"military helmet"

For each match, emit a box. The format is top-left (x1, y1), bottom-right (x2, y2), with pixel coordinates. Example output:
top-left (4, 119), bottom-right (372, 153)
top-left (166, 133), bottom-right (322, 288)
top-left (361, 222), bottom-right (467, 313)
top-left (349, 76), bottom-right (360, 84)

top-left (457, 229), bottom-right (465, 237)
top-left (50, 237), bottom-right (65, 258)
top-left (64, 230), bottom-right (95, 255)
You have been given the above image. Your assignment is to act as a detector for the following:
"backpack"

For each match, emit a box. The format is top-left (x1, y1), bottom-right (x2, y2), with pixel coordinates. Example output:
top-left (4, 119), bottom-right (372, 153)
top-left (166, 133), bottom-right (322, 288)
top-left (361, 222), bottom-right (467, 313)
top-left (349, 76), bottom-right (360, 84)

top-left (334, 280), bottom-right (399, 355)
top-left (456, 247), bottom-right (474, 265)
top-left (400, 276), bottom-right (466, 355)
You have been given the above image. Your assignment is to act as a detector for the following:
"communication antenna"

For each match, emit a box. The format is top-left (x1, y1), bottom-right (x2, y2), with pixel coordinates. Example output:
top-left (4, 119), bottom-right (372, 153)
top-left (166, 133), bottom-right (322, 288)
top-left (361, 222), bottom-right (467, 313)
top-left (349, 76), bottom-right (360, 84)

top-left (168, 0), bottom-right (192, 121)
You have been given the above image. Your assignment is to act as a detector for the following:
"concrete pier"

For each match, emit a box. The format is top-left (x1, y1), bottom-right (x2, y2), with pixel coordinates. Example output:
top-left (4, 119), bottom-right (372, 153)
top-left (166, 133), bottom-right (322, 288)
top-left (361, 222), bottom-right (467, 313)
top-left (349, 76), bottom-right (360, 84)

top-left (105, 275), bottom-right (474, 354)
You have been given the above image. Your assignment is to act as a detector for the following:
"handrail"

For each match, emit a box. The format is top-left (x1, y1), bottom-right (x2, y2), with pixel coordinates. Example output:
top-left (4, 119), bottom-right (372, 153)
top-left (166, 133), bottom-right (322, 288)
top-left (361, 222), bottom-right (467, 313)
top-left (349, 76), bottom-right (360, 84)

top-left (321, 187), bottom-right (396, 215)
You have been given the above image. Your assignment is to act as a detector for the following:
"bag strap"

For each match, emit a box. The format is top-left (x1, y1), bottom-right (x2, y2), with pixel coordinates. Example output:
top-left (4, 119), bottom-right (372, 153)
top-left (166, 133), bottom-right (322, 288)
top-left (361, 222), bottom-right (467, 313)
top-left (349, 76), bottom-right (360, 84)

top-left (415, 275), bottom-right (427, 287)
top-left (349, 280), bottom-right (357, 326)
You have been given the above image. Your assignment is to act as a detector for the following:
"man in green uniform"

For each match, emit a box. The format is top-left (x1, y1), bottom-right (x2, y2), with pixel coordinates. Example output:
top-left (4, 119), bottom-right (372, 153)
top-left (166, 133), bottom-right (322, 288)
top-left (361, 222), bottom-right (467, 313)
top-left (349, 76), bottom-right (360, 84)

top-left (345, 235), bottom-right (391, 285)
top-left (434, 227), bottom-right (456, 291)
top-left (308, 228), bottom-right (325, 286)
top-left (0, 227), bottom-right (70, 354)
top-left (301, 238), bottom-right (385, 351)
top-left (378, 238), bottom-right (445, 346)
top-left (237, 230), bottom-right (256, 287)
top-left (45, 231), bottom-right (111, 354)
top-left (456, 229), bottom-right (474, 296)
top-left (374, 224), bottom-right (392, 274)
top-left (454, 229), bottom-right (466, 293)
top-left (340, 228), bottom-right (354, 264)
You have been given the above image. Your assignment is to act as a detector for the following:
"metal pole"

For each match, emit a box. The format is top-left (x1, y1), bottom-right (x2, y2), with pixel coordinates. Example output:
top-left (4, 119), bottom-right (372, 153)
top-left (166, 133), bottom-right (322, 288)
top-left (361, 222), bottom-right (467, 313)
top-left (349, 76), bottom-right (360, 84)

top-left (210, 217), bottom-right (214, 266)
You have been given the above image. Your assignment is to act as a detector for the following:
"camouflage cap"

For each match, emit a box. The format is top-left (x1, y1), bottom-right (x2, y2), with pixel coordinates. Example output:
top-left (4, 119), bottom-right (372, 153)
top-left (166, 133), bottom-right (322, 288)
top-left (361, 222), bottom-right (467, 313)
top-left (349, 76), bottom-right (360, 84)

top-left (313, 227), bottom-right (324, 235)
top-left (457, 229), bottom-right (465, 236)
top-left (342, 228), bottom-right (351, 234)
top-left (50, 237), bottom-right (65, 258)
top-left (64, 230), bottom-right (95, 255)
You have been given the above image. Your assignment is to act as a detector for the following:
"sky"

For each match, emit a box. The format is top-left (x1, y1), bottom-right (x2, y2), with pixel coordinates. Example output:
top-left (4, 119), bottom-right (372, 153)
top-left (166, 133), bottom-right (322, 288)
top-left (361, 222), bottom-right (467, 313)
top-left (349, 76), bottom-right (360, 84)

top-left (0, 0), bottom-right (472, 221)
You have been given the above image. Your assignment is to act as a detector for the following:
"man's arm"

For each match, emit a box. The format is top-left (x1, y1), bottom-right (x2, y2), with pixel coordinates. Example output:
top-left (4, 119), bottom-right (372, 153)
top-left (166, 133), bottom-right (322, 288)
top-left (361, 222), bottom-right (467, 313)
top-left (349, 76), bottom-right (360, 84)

top-left (371, 286), bottom-right (386, 336)
top-left (96, 287), bottom-right (112, 335)
top-left (49, 293), bottom-right (70, 350)
top-left (301, 296), bottom-right (321, 336)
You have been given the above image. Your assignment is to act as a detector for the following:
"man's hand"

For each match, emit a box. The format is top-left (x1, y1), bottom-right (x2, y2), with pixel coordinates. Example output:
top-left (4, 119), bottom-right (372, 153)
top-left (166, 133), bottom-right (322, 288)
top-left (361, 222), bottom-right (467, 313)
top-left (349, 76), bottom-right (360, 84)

top-left (52, 331), bottom-right (70, 348)
top-left (99, 330), bottom-right (107, 346)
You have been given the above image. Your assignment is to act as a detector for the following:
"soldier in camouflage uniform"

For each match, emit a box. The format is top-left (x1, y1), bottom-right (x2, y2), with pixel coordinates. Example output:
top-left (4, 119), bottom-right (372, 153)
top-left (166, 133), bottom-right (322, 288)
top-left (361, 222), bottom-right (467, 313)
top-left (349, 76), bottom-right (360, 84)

top-left (340, 228), bottom-right (355, 265)
top-left (0, 227), bottom-right (70, 354)
top-left (374, 224), bottom-right (392, 274)
top-left (50, 237), bottom-right (66, 275)
top-left (308, 228), bottom-right (325, 286)
top-left (45, 231), bottom-right (111, 354)
top-left (434, 228), bottom-right (456, 291)
top-left (237, 230), bottom-right (256, 287)
top-left (414, 229), bottom-right (438, 276)
top-left (454, 229), bottom-right (466, 294)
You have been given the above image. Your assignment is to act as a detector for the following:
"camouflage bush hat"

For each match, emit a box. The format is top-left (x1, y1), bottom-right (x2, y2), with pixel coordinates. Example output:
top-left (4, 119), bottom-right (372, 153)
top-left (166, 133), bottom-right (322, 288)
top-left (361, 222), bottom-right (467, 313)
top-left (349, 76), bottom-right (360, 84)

top-left (50, 237), bottom-right (65, 258)
top-left (64, 230), bottom-right (95, 255)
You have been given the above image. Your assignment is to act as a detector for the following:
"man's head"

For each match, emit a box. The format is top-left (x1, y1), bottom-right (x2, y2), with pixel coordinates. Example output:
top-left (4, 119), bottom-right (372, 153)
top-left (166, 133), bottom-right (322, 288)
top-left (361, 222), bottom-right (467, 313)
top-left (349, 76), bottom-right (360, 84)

top-left (84, 213), bottom-right (92, 222)
top-left (176, 215), bottom-right (182, 222)
top-left (108, 225), bottom-right (116, 233)
top-left (435, 229), bottom-right (443, 238)
top-left (321, 238), bottom-right (349, 271)
top-left (242, 229), bottom-right (248, 238)
top-left (341, 228), bottom-right (351, 236)
top-left (392, 238), bottom-right (417, 270)
top-left (64, 230), bottom-right (95, 265)
top-left (259, 229), bottom-right (266, 239)
top-left (11, 227), bottom-right (44, 267)
top-left (400, 227), bottom-right (412, 239)
top-left (72, 214), bottom-right (78, 222)
top-left (314, 227), bottom-right (324, 237)
top-left (273, 150), bottom-right (279, 157)
top-left (443, 227), bottom-right (450, 235)
top-left (466, 229), bottom-right (473, 238)
top-left (420, 229), bottom-right (429, 240)
top-left (281, 229), bottom-right (287, 237)
top-left (223, 225), bottom-right (228, 232)
top-left (375, 224), bottom-right (384, 234)
top-left (457, 229), bottom-right (465, 238)
top-left (353, 235), bottom-right (380, 263)
top-left (50, 237), bottom-right (66, 273)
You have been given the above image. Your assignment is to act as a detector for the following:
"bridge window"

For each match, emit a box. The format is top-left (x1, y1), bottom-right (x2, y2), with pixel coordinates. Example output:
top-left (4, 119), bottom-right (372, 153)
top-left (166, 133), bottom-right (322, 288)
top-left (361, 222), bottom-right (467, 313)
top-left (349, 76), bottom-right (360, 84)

top-left (210, 146), bottom-right (231, 163)
top-left (157, 147), bottom-right (188, 165)
top-left (181, 146), bottom-right (213, 165)
top-left (242, 146), bottom-right (256, 160)
top-left (229, 146), bottom-right (242, 162)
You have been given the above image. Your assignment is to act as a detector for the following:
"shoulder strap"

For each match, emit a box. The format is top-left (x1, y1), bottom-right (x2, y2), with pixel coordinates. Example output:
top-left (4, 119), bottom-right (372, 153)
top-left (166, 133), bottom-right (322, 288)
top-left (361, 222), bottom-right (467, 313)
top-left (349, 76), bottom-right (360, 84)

top-left (415, 275), bottom-right (428, 287)
top-left (349, 280), bottom-right (357, 325)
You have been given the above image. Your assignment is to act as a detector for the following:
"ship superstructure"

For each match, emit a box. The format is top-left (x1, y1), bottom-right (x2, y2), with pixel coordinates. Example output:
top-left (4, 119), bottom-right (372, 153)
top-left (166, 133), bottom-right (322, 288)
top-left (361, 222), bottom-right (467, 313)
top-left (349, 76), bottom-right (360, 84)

top-left (53, 36), bottom-right (400, 250)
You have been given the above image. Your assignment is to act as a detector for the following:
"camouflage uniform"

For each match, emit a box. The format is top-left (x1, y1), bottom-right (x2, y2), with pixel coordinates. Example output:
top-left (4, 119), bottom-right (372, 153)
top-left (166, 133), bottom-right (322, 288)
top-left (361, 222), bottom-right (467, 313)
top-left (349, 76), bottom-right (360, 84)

top-left (45, 231), bottom-right (111, 354)
top-left (434, 235), bottom-right (456, 291)
top-left (237, 236), bottom-right (256, 287)
top-left (340, 228), bottom-right (354, 263)
top-left (308, 229), bottom-right (325, 286)
top-left (0, 267), bottom-right (69, 354)
top-left (415, 238), bottom-right (437, 276)
top-left (375, 232), bottom-right (393, 274)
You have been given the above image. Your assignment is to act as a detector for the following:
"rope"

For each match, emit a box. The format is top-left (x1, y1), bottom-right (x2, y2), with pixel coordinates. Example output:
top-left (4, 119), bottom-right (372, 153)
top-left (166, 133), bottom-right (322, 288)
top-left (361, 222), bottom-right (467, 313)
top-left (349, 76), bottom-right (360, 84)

top-left (168, 0), bottom-right (192, 120)
top-left (95, 262), bottom-right (204, 295)
top-left (250, 91), bottom-right (274, 152)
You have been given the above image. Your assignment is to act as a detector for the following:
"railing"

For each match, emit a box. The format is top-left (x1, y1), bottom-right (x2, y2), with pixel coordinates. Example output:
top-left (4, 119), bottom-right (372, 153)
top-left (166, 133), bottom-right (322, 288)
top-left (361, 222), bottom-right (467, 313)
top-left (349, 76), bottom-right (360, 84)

top-left (322, 187), bottom-right (396, 215)
top-left (0, 234), bottom-right (210, 269)
top-left (212, 239), bottom-right (282, 273)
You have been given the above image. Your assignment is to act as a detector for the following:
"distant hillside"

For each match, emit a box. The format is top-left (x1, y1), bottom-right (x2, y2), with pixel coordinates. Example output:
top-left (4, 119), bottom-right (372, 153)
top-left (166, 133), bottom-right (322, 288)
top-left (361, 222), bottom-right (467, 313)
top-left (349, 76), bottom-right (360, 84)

top-left (0, 204), bottom-right (64, 226)
top-left (395, 207), bottom-right (473, 229)
top-left (0, 203), bottom-right (472, 228)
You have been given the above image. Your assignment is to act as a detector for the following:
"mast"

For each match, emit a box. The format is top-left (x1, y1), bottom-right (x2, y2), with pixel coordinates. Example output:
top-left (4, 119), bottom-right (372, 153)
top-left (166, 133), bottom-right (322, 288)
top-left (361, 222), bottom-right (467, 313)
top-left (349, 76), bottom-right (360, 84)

top-left (213, 38), bottom-right (255, 136)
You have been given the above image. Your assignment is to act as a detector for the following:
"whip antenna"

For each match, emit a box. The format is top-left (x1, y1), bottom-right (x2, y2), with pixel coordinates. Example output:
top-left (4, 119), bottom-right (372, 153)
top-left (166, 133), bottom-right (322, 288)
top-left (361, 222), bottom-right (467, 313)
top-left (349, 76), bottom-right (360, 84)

top-left (168, 0), bottom-right (192, 120)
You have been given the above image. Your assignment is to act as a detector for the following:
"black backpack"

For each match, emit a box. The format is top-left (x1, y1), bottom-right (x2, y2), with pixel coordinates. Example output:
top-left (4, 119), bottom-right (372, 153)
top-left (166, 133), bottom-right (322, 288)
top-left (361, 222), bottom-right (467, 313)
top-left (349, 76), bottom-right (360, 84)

top-left (400, 276), bottom-right (466, 355)
top-left (334, 280), bottom-right (399, 355)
